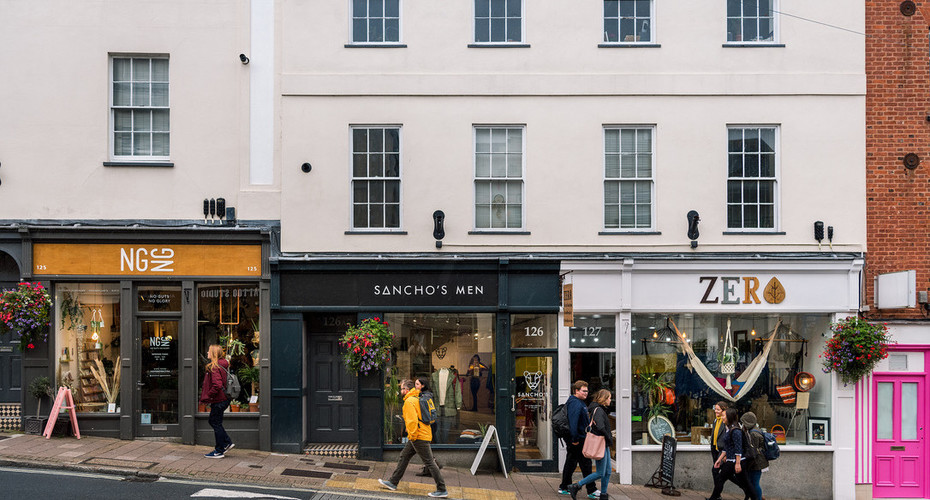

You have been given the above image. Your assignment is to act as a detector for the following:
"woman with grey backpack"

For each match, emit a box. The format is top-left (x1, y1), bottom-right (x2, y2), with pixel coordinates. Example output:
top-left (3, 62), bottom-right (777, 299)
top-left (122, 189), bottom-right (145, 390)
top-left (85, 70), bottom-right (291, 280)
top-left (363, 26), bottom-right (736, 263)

top-left (199, 344), bottom-right (233, 458)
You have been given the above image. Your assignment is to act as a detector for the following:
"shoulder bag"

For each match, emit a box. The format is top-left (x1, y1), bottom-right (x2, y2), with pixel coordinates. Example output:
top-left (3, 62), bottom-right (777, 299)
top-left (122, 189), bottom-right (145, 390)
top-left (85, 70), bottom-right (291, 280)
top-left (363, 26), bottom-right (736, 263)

top-left (582, 407), bottom-right (606, 459)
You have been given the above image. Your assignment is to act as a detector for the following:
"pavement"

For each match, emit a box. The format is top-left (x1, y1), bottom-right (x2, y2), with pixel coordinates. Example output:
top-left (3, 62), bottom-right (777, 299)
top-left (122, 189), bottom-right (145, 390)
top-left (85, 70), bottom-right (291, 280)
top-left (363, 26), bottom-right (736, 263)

top-left (0, 431), bottom-right (756, 500)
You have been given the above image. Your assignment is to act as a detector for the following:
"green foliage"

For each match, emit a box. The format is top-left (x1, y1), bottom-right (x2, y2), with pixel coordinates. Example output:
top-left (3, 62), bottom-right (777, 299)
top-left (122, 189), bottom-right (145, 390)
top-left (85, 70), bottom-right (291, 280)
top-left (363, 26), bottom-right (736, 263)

top-left (237, 366), bottom-right (259, 384)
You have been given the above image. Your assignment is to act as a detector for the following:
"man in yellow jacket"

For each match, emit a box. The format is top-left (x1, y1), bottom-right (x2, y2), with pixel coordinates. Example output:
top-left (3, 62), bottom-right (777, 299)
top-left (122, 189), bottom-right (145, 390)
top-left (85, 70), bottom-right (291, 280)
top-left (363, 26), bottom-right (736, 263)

top-left (379, 377), bottom-right (447, 498)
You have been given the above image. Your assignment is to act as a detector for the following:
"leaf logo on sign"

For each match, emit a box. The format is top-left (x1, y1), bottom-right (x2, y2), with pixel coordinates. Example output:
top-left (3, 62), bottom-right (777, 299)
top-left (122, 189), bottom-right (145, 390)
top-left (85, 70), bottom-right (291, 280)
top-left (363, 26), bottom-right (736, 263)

top-left (763, 277), bottom-right (786, 304)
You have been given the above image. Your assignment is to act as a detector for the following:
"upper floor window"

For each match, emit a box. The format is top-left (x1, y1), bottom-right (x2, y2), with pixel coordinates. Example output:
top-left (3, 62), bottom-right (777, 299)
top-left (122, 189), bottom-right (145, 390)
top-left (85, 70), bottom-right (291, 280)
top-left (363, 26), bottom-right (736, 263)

top-left (475, 0), bottom-right (522, 43)
top-left (727, 0), bottom-right (775, 43)
top-left (352, 0), bottom-right (400, 43)
top-left (727, 126), bottom-right (777, 230)
top-left (111, 56), bottom-right (169, 160)
top-left (352, 126), bottom-right (401, 229)
top-left (603, 1), bottom-right (652, 43)
top-left (604, 127), bottom-right (654, 230)
top-left (474, 126), bottom-right (524, 229)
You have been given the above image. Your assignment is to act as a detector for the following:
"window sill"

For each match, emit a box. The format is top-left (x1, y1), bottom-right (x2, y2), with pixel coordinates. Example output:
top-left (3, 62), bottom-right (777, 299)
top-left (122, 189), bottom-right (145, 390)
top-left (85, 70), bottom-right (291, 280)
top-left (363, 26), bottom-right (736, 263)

top-left (598, 43), bottom-right (661, 48)
top-left (722, 43), bottom-right (785, 48)
top-left (344, 230), bottom-right (408, 235)
top-left (467, 43), bottom-right (530, 48)
top-left (344, 43), bottom-right (407, 48)
top-left (722, 231), bottom-right (785, 235)
top-left (103, 161), bottom-right (174, 167)
top-left (468, 231), bottom-right (530, 235)
top-left (599, 231), bottom-right (661, 235)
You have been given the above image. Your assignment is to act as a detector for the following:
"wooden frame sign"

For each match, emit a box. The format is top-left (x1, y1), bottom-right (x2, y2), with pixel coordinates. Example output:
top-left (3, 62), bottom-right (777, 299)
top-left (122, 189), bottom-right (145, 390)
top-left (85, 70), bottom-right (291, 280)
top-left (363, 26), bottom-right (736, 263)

top-left (33, 243), bottom-right (261, 277)
top-left (562, 283), bottom-right (573, 327)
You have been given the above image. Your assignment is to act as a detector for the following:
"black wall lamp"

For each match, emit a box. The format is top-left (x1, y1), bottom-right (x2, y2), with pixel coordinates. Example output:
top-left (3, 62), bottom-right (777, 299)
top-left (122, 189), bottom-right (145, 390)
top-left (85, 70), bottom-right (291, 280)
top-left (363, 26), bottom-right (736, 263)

top-left (686, 210), bottom-right (700, 248)
top-left (239, 53), bottom-right (250, 65)
top-left (301, 162), bottom-right (312, 173)
top-left (432, 210), bottom-right (445, 249)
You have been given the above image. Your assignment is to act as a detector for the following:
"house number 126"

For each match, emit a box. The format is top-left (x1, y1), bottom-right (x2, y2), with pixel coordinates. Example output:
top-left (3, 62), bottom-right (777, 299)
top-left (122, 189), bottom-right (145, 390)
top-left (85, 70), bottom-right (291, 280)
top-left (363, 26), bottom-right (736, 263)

top-left (524, 326), bottom-right (544, 337)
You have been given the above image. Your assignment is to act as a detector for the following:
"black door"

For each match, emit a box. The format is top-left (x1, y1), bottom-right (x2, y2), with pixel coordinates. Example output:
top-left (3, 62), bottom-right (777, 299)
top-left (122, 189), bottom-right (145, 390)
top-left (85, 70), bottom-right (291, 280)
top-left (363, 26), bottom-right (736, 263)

top-left (307, 315), bottom-right (357, 443)
top-left (0, 275), bottom-right (21, 403)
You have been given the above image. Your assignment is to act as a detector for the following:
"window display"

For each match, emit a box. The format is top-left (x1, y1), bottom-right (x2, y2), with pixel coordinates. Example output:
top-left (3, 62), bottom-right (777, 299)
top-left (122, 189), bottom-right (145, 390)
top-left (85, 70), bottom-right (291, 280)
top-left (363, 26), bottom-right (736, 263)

top-left (197, 284), bottom-right (260, 413)
top-left (630, 313), bottom-right (832, 446)
top-left (383, 313), bottom-right (495, 445)
top-left (55, 283), bottom-right (121, 413)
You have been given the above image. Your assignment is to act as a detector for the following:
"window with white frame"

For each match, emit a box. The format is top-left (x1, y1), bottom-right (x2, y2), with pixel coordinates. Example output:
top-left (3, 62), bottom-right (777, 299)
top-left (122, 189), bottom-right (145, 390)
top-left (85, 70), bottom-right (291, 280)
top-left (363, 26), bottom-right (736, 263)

top-left (604, 127), bottom-right (654, 229)
top-left (603, 0), bottom-right (652, 43)
top-left (352, 127), bottom-right (401, 229)
top-left (352, 0), bottom-right (400, 43)
top-left (111, 56), bottom-right (169, 160)
top-left (474, 0), bottom-right (522, 43)
top-left (727, 126), bottom-right (776, 230)
top-left (474, 127), bottom-right (524, 229)
top-left (726, 0), bottom-right (775, 42)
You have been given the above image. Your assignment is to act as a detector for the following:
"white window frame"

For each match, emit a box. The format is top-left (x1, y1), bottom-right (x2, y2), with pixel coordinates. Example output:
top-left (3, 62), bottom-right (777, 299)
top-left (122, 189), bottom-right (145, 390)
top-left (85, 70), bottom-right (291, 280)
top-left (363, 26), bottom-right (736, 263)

top-left (473, 0), bottom-right (525, 44)
top-left (109, 54), bottom-right (170, 162)
top-left (602, 0), bottom-right (654, 44)
top-left (603, 126), bottom-right (656, 231)
top-left (725, 0), bottom-right (778, 44)
top-left (473, 125), bottom-right (526, 231)
top-left (726, 125), bottom-right (780, 232)
top-left (350, 125), bottom-right (403, 231)
top-left (349, 0), bottom-right (402, 44)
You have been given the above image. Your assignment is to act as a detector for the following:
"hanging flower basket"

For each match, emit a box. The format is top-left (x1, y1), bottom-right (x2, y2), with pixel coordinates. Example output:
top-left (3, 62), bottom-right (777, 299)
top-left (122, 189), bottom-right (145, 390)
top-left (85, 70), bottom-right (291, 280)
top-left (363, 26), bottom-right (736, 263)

top-left (821, 316), bottom-right (893, 385)
top-left (340, 317), bottom-right (394, 375)
top-left (0, 282), bottom-right (52, 352)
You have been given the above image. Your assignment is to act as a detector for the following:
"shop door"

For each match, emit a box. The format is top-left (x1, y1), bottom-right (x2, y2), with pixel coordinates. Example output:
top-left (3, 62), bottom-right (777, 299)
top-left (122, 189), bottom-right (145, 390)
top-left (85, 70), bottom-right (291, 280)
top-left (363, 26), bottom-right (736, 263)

top-left (873, 374), bottom-right (926, 498)
top-left (308, 332), bottom-right (357, 443)
top-left (513, 354), bottom-right (557, 472)
top-left (0, 279), bottom-right (20, 403)
top-left (136, 319), bottom-right (180, 437)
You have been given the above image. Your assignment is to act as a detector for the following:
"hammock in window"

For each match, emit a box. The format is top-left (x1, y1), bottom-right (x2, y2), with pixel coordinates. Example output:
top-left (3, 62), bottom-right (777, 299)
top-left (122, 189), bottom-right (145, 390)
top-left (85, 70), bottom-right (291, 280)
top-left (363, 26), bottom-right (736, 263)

top-left (669, 318), bottom-right (782, 403)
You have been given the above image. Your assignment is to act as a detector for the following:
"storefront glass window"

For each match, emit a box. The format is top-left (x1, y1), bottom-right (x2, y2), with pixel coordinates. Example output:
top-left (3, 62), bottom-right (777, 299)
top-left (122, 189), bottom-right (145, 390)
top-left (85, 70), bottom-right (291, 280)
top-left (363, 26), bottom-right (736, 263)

top-left (137, 285), bottom-right (182, 312)
top-left (511, 313), bottom-right (558, 348)
top-left (569, 314), bottom-right (616, 348)
top-left (197, 284), bottom-right (260, 411)
top-left (383, 313), bottom-right (496, 445)
top-left (54, 283), bottom-right (121, 413)
top-left (630, 313), bottom-right (832, 446)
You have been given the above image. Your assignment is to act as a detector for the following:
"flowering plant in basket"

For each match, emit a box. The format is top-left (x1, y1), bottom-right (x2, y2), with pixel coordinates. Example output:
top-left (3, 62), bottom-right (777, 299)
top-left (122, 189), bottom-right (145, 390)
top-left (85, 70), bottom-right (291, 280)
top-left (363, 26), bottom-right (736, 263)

top-left (340, 317), bottom-right (394, 375)
top-left (821, 316), bottom-right (893, 384)
top-left (0, 282), bottom-right (52, 351)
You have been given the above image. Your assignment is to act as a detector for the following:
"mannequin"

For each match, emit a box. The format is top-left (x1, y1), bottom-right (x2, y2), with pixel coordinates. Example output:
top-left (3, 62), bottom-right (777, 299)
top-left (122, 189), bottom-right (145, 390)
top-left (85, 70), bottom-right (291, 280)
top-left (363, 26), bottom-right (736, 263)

top-left (430, 365), bottom-right (462, 444)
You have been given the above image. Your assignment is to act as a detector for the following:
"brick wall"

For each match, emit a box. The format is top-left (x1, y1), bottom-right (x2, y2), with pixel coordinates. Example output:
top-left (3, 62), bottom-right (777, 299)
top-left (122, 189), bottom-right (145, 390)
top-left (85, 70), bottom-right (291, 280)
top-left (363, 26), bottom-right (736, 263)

top-left (865, 1), bottom-right (930, 319)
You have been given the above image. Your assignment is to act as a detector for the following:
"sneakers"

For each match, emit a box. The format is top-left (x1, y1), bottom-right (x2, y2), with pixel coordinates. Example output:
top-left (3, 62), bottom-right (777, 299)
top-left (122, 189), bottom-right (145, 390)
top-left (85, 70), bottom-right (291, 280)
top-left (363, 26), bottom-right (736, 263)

top-left (378, 479), bottom-right (397, 491)
top-left (204, 450), bottom-right (224, 458)
top-left (558, 489), bottom-right (572, 496)
top-left (224, 442), bottom-right (235, 453)
top-left (588, 491), bottom-right (600, 499)
top-left (428, 491), bottom-right (448, 498)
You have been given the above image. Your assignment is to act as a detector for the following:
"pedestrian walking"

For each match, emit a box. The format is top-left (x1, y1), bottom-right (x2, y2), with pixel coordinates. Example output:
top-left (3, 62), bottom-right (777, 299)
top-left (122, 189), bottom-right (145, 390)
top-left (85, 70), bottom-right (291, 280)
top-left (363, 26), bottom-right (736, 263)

top-left (558, 380), bottom-right (598, 498)
top-left (710, 401), bottom-right (728, 484)
top-left (567, 389), bottom-right (613, 500)
top-left (378, 377), bottom-right (448, 498)
top-left (199, 344), bottom-right (233, 458)
top-left (708, 408), bottom-right (757, 500)
top-left (740, 412), bottom-right (768, 500)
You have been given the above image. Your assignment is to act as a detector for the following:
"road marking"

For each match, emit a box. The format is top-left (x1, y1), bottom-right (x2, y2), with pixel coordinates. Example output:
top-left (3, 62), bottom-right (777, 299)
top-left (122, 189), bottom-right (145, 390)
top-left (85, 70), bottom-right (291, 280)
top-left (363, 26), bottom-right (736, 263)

top-left (190, 488), bottom-right (300, 499)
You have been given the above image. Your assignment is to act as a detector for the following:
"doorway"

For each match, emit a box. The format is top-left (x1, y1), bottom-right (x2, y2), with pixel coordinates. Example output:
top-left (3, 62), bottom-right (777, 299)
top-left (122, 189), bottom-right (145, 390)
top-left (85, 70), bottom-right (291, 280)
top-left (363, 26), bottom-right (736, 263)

top-left (136, 318), bottom-right (181, 437)
top-left (306, 315), bottom-right (357, 443)
top-left (872, 373), bottom-right (926, 498)
top-left (513, 353), bottom-right (557, 472)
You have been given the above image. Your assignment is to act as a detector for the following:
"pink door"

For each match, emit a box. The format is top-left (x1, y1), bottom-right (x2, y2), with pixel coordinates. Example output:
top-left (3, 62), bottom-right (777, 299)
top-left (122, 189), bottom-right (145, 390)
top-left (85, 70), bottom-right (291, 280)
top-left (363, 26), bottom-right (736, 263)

top-left (873, 375), bottom-right (925, 498)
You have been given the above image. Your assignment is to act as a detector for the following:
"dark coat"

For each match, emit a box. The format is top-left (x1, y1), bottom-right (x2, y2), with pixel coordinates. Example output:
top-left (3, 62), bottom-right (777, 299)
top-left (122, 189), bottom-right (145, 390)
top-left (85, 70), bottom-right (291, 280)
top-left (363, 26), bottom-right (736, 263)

top-left (586, 402), bottom-right (612, 447)
top-left (567, 395), bottom-right (590, 443)
top-left (200, 358), bottom-right (230, 404)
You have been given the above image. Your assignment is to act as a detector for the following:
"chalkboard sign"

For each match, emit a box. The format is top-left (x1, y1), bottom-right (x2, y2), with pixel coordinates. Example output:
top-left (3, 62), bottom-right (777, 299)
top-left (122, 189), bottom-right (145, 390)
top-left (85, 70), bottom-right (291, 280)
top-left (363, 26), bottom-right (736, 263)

top-left (645, 435), bottom-right (679, 495)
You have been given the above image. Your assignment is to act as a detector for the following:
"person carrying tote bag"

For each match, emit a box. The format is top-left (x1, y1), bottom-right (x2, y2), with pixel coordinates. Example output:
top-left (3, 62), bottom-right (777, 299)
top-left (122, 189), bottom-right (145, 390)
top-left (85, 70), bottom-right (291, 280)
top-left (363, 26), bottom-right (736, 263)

top-left (568, 389), bottom-right (614, 500)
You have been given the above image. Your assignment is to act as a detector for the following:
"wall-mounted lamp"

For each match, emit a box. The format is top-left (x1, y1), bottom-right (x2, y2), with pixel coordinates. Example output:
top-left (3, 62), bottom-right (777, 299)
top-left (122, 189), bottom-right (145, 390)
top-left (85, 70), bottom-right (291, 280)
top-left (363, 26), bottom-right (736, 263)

top-left (686, 210), bottom-right (700, 248)
top-left (432, 210), bottom-right (445, 249)
top-left (301, 162), bottom-right (312, 173)
top-left (216, 198), bottom-right (226, 222)
top-left (239, 53), bottom-right (250, 65)
top-left (814, 220), bottom-right (824, 251)
top-left (794, 372), bottom-right (816, 392)
top-left (903, 153), bottom-right (920, 170)
top-left (827, 225), bottom-right (834, 251)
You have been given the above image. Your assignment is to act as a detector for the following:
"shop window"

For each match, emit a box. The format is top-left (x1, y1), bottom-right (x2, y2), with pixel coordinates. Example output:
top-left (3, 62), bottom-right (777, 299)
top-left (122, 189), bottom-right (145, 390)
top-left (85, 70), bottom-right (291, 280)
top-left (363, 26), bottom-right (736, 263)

top-left (197, 284), bottom-right (261, 411)
top-left (511, 313), bottom-right (557, 348)
top-left (55, 283), bottom-right (121, 413)
top-left (383, 313), bottom-right (495, 445)
top-left (630, 313), bottom-right (831, 446)
top-left (137, 285), bottom-right (182, 312)
top-left (569, 314), bottom-right (616, 348)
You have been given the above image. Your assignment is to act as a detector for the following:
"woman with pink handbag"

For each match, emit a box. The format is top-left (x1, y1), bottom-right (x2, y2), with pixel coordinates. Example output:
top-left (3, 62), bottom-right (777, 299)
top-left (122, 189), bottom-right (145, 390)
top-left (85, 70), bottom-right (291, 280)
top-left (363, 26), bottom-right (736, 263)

top-left (568, 389), bottom-right (613, 500)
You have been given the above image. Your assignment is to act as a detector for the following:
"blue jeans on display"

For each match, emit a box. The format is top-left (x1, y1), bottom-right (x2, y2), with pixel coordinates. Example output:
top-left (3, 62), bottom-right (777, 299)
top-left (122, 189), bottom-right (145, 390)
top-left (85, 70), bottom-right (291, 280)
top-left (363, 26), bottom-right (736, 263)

top-left (577, 448), bottom-right (611, 494)
top-left (748, 470), bottom-right (762, 499)
top-left (209, 400), bottom-right (232, 453)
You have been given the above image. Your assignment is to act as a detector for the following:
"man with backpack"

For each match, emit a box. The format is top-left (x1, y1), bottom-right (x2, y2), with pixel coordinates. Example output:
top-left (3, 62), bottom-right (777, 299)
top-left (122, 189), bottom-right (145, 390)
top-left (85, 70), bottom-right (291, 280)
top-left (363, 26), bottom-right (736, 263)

top-left (558, 381), bottom-right (597, 499)
top-left (741, 412), bottom-right (769, 500)
top-left (379, 377), bottom-right (447, 498)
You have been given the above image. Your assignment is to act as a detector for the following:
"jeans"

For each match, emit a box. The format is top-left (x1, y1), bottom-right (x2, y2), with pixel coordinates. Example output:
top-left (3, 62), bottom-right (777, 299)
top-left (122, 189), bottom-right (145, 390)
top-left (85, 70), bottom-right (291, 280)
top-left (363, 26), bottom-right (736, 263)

top-left (560, 441), bottom-right (596, 494)
top-left (709, 461), bottom-right (756, 500)
top-left (389, 439), bottom-right (446, 491)
top-left (435, 411), bottom-right (455, 443)
top-left (747, 469), bottom-right (762, 499)
top-left (577, 448), bottom-right (611, 494)
top-left (208, 400), bottom-right (232, 453)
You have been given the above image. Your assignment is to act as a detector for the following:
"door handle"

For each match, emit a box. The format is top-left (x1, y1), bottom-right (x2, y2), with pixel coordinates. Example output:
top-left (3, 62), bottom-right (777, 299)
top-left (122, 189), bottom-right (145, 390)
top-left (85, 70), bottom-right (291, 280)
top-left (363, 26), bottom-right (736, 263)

top-left (137, 381), bottom-right (145, 386)
top-left (512, 395), bottom-right (515, 411)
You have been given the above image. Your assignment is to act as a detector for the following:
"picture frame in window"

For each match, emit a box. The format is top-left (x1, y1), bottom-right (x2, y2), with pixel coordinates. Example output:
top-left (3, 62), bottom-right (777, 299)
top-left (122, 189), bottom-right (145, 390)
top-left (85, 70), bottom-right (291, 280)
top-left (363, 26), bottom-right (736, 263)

top-left (807, 416), bottom-right (830, 445)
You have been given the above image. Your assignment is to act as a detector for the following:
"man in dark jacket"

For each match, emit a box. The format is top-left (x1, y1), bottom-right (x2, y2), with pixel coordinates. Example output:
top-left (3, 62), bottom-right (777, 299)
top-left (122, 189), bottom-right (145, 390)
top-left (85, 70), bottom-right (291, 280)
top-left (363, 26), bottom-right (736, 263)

top-left (558, 381), bottom-right (597, 498)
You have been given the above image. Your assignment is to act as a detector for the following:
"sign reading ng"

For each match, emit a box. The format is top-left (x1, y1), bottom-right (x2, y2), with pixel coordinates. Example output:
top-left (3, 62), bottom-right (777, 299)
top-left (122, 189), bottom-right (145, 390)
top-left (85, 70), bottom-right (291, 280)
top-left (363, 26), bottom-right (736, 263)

top-left (33, 243), bottom-right (261, 277)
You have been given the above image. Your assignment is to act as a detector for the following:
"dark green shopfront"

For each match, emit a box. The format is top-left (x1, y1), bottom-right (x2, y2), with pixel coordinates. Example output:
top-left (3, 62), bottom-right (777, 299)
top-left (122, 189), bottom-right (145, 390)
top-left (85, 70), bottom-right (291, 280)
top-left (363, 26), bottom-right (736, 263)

top-left (270, 258), bottom-right (562, 472)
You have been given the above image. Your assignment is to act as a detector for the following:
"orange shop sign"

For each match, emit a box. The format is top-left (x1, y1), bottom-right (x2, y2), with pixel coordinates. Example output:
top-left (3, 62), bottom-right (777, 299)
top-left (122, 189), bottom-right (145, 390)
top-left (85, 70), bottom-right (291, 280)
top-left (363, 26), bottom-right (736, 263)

top-left (32, 243), bottom-right (261, 277)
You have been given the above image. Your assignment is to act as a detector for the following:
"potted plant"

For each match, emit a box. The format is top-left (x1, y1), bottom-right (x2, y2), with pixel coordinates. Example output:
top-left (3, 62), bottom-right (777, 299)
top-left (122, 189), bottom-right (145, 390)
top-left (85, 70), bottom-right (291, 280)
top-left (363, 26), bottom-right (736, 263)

top-left (821, 316), bottom-right (894, 384)
top-left (24, 376), bottom-right (53, 434)
top-left (238, 400), bottom-right (250, 412)
top-left (340, 317), bottom-right (394, 375)
top-left (198, 402), bottom-right (208, 413)
top-left (0, 282), bottom-right (52, 351)
top-left (229, 400), bottom-right (240, 412)
top-left (238, 365), bottom-right (260, 411)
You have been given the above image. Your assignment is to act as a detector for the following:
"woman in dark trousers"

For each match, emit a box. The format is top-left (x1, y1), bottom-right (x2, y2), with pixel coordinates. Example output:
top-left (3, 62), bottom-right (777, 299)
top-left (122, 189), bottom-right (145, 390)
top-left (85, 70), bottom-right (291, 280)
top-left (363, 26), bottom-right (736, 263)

top-left (708, 408), bottom-right (756, 500)
top-left (200, 344), bottom-right (233, 458)
top-left (567, 389), bottom-right (613, 500)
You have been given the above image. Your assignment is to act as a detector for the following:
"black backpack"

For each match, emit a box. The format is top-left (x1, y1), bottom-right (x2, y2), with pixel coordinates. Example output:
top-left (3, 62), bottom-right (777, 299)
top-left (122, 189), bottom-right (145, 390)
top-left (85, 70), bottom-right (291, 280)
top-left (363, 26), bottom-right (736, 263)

top-left (552, 403), bottom-right (571, 441)
top-left (740, 428), bottom-right (759, 465)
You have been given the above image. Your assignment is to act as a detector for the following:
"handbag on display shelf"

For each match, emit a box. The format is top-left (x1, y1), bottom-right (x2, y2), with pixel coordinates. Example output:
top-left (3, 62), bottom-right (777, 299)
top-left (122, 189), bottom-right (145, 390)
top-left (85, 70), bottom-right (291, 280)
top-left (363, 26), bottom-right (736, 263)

top-left (582, 408), bottom-right (606, 460)
top-left (771, 424), bottom-right (787, 445)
